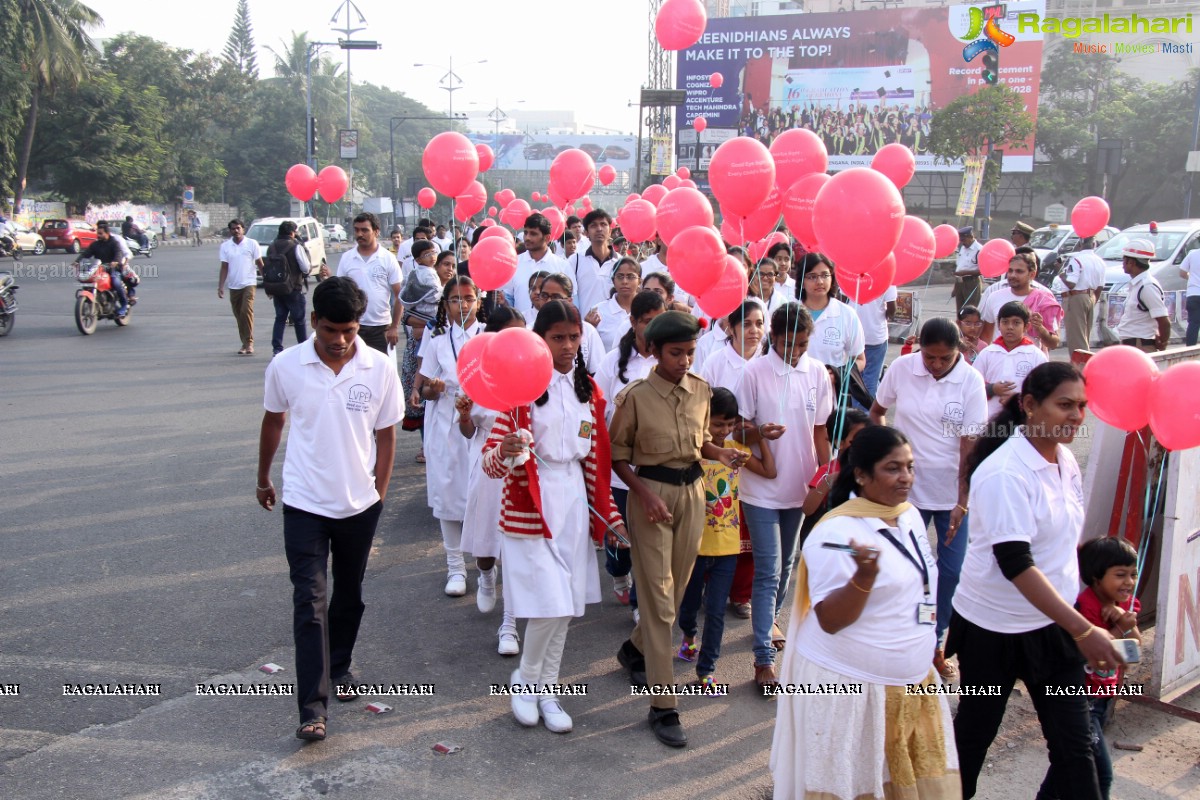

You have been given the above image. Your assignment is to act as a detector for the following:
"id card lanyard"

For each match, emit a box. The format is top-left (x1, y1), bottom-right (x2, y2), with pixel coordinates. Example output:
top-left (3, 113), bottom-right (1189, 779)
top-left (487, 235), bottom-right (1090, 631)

top-left (877, 526), bottom-right (937, 625)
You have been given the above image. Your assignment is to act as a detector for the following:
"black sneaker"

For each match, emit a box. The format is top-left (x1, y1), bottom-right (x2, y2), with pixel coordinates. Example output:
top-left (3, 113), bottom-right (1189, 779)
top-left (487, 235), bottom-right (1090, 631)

top-left (617, 640), bottom-right (647, 688)
top-left (648, 707), bottom-right (688, 747)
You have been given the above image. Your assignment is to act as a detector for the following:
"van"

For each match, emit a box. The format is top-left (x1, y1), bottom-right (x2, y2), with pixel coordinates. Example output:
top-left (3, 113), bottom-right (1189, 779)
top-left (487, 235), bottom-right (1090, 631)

top-left (245, 216), bottom-right (326, 278)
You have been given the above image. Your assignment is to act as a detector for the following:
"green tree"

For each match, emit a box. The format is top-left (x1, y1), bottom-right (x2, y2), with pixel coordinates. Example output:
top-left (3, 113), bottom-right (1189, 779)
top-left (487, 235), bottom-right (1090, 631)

top-left (0, 0), bottom-right (32, 203)
top-left (928, 84), bottom-right (1035, 194)
top-left (266, 32), bottom-right (343, 160)
top-left (11, 0), bottom-right (102, 209)
top-left (222, 0), bottom-right (258, 81)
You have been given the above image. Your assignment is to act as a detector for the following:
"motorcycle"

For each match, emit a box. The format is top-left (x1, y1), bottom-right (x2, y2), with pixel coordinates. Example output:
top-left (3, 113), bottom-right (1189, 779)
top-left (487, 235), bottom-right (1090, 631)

top-left (0, 233), bottom-right (15, 259)
top-left (123, 233), bottom-right (155, 258)
top-left (0, 271), bottom-right (17, 336)
top-left (74, 257), bottom-right (135, 335)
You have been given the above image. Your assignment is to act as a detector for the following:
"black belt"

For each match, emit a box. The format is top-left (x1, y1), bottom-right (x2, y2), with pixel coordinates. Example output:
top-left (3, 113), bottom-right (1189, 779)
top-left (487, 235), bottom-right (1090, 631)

top-left (1121, 337), bottom-right (1155, 347)
top-left (637, 463), bottom-right (702, 486)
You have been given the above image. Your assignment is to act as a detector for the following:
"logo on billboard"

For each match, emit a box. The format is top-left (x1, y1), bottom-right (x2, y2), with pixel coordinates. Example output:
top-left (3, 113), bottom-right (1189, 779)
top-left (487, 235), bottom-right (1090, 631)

top-left (958, 4), bottom-right (1014, 84)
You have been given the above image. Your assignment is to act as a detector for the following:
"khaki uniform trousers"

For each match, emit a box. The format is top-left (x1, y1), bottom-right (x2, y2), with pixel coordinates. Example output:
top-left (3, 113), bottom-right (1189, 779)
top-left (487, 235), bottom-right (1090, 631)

top-left (628, 476), bottom-right (705, 710)
top-left (953, 275), bottom-right (983, 313)
top-left (229, 286), bottom-right (255, 349)
top-left (1063, 292), bottom-right (1095, 354)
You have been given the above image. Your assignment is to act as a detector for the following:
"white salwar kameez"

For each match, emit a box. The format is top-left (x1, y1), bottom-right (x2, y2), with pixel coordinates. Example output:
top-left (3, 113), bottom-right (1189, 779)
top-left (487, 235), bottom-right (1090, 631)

top-left (460, 404), bottom-right (502, 558)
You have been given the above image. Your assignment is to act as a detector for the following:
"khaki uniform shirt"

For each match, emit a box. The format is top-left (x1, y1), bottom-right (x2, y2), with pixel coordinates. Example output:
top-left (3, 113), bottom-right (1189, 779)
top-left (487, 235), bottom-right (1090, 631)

top-left (609, 368), bottom-right (712, 468)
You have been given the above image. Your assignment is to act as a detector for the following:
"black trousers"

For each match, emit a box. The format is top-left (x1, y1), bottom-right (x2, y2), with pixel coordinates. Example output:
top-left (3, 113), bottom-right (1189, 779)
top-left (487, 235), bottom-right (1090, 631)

top-left (358, 324), bottom-right (389, 355)
top-left (283, 500), bottom-right (383, 722)
top-left (947, 614), bottom-right (1100, 800)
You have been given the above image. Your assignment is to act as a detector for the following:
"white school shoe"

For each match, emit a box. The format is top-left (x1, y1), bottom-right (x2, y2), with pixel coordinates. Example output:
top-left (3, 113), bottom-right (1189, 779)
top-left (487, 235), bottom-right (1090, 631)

top-left (445, 572), bottom-right (467, 597)
top-left (476, 568), bottom-right (497, 613)
top-left (498, 624), bottom-right (520, 656)
top-left (510, 669), bottom-right (539, 727)
top-left (538, 697), bottom-right (572, 733)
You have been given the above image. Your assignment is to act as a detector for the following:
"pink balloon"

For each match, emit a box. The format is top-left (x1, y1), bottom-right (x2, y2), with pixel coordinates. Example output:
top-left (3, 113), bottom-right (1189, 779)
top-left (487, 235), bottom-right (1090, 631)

top-left (476, 143), bottom-right (495, 173)
top-left (598, 164), bottom-right (617, 186)
top-left (316, 166), bottom-right (350, 203)
top-left (481, 327), bottom-right (555, 408)
top-left (891, 216), bottom-right (937, 285)
top-left (456, 333), bottom-right (510, 413)
top-left (782, 173), bottom-right (830, 251)
top-left (1071, 196), bottom-right (1111, 238)
top-left (841, 254), bottom-right (896, 304)
top-left (667, 225), bottom-right (726, 296)
top-left (654, 0), bottom-right (707, 51)
top-left (480, 222), bottom-right (512, 239)
top-left (285, 164), bottom-right (318, 202)
top-left (641, 184), bottom-right (669, 207)
top-left (663, 174), bottom-right (682, 190)
top-left (1149, 362), bottom-right (1200, 450)
top-left (496, 188), bottom-right (516, 208)
top-left (736, 182), bottom-right (784, 243)
top-left (656, 187), bottom-right (714, 246)
top-left (932, 224), bottom-right (959, 258)
top-left (487, 206), bottom-right (497, 217)
top-left (770, 129), bottom-right (828, 192)
top-left (469, 236), bottom-right (519, 291)
top-left (709, 137), bottom-right (776, 219)
top-left (709, 73), bottom-right (723, 89)
top-left (542, 206), bottom-right (566, 240)
top-left (719, 216), bottom-right (743, 246)
top-left (978, 238), bottom-right (1017, 279)
top-left (422, 131), bottom-right (479, 197)
top-left (679, 178), bottom-right (698, 189)
top-left (626, 192), bottom-right (641, 203)
top-left (676, 167), bottom-right (691, 179)
top-left (500, 198), bottom-right (532, 228)
top-left (417, 187), bottom-right (436, 209)
top-left (871, 143), bottom-right (916, 190)
top-left (455, 180), bottom-right (487, 218)
top-left (454, 204), bottom-right (472, 223)
top-left (697, 255), bottom-right (749, 319)
top-left (531, 191), bottom-right (542, 202)
top-left (480, 218), bottom-right (496, 228)
top-left (546, 183), bottom-right (572, 208)
top-left (1083, 345), bottom-right (1160, 432)
top-left (549, 148), bottom-right (596, 202)
top-left (620, 199), bottom-right (658, 243)
top-left (747, 231), bottom-right (788, 264)
top-left (811, 168), bottom-right (905, 273)
top-left (693, 116), bottom-right (707, 133)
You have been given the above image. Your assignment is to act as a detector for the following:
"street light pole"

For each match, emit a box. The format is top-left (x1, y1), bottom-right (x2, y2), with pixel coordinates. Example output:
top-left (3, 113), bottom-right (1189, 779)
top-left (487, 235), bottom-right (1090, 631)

top-left (390, 114), bottom-right (467, 228)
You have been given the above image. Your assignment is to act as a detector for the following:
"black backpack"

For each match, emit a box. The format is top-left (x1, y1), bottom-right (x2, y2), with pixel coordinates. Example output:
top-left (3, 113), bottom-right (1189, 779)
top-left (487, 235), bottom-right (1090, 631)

top-left (263, 239), bottom-right (304, 297)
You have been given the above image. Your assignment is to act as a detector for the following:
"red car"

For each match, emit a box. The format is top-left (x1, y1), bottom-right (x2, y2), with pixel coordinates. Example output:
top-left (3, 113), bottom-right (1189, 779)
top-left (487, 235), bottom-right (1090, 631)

top-left (38, 218), bottom-right (99, 254)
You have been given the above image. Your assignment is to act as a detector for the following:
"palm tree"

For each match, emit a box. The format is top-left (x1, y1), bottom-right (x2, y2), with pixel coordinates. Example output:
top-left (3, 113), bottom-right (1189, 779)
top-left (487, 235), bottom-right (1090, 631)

top-left (12, 0), bottom-right (102, 210)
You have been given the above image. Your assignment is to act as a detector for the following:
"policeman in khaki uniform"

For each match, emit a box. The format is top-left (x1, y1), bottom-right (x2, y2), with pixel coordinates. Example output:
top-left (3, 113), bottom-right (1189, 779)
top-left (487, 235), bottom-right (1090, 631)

top-left (609, 312), bottom-right (744, 749)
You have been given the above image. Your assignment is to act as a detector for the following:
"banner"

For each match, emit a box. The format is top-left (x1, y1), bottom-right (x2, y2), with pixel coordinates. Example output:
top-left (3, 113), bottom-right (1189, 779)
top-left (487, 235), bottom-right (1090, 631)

top-left (466, 134), bottom-right (638, 173)
top-left (676, 2), bottom-right (1044, 173)
top-left (956, 156), bottom-right (986, 216)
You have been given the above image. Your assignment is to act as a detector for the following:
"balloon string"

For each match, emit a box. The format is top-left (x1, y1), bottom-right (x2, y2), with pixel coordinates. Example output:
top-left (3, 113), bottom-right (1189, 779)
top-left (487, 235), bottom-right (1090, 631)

top-left (527, 443), bottom-right (631, 551)
top-left (1130, 431), bottom-right (1167, 605)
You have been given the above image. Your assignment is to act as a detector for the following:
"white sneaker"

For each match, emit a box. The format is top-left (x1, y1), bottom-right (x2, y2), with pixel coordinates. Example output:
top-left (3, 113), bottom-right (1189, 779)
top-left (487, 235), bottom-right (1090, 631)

top-left (539, 697), bottom-right (573, 733)
top-left (445, 573), bottom-right (467, 597)
top-left (476, 568), bottom-right (497, 613)
top-left (498, 626), bottom-right (520, 656)
top-left (632, 607), bottom-right (640, 626)
top-left (510, 669), bottom-right (539, 727)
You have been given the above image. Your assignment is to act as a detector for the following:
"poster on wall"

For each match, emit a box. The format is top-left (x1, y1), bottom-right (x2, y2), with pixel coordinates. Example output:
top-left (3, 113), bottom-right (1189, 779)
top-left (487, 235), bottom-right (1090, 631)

top-left (676, 2), bottom-right (1045, 173)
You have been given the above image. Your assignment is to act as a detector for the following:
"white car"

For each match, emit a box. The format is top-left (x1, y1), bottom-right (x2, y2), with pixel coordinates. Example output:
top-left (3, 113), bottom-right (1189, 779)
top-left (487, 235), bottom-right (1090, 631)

top-left (2, 222), bottom-right (46, 255)
top-left (323, 223), bottom-right (347, 243)
top-left (1029, 223), bottom-right (1118, 285)
top-left (245, 216), bottom-right (328, 286)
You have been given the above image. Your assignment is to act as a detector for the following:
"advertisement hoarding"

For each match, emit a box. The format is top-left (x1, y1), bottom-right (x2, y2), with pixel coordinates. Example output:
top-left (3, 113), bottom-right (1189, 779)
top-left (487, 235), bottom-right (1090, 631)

top-left (466, 134), bottom-right (638, 173)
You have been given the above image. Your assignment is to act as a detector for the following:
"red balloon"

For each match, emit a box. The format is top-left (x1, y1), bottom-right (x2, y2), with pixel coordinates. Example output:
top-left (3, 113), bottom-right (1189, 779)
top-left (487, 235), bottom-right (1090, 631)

top-left (1083, 345), bottom-right (1159, 432)
top-left (455, 180), bottom-right (487, 218)
top-left (496, 188), bottom-right (516, 208)
top-left (481, 327), bottom-right (555, 408)
top-left (416, 187), bottom-right (437, 209)
top-left (656, 187), bottom-right (714, 246)
top-left (871, 143), bottom-right (916, 190)
top-left (749, 231), bottom-right (788, 265)
top-left (641, 184), bottom-right (669, 207)
top-left (480, 218), bottom-right (496, 228)
top-left (1071, 196), bottom-right (1111, 238)
top-left (476, 143), bottom-right (495, 173)
top-left (454, 204), bottom-right (472, 223)
top-left (736, 182), bottom-right (784, 243)
top-left (932, 224), bottom-right (959, 258)
top-left (709, 137), bottom-right (776, 218)
top-left (693, 116), bottom-right (707, 133)
top-left (626, 192), bottom-right (641, 203)
top-left (676, 167), bottom-right (691, 179)
top-left (891, 216), bottom-right (937, 285)
top-left (531, 191), bottom-right (542, 202)
top-left (811, 168), bottom-right (905, 273)
top-left (456, 333), bottom-right (510, 413)
top-left (542, 206), bottom-right (566, 240)
top-left (469, 236), bottom-right (519, 291)
top-left (620, 199), bottom-right (658, 243)
top-left (667, 225), bottom-right (726, 296)
top-left (782, 173), bottom-right (830, 251)
top-left (719, 216), bottom-right (743, 246)
top-left (663, 174), bottom-right (682, 191)
top-left (316, 166), bottom-right (350, 203)
top-left (285, 164), bottom-right (318, 202)
top-left (1149, 362), bottom-right (1200, 450)
top-left (770, 130), bottom-right (828, 192)
top-left (549, 148), bottom-right (596, 202)
top-left (841, 254), bottom-right (896, 304)
top-left (422, 131), bottom-right (479, 197)
top-left (598, 164), bottom-right (617, 186)
top-left (697, 255), bottom-right (749, 319)
top-left (500, 198), bottom-right (532, 228)
top-left (680, 178), bottom-right (698, 189)
top-left (978, 238), bottom-right (1017, 279)
top-left (480, 222), bottom-right (511, 238)
top-left (488, 206), bottom-right (498, 217)
top-left (546, 183), bottom-right (572, 208)
top-left (709, 73), bottom-right (723, 89)
top-left (655, 0), bottom-right (707, 51)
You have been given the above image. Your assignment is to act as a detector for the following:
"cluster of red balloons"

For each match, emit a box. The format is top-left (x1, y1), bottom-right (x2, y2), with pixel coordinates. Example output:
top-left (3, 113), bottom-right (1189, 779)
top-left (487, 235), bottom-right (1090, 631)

top-left (285, 164), bottom-right (350, 204)
top-left (457, 327), bottom-right (554, 412)
top-left (1084, 347), bottom-right (1200, 450)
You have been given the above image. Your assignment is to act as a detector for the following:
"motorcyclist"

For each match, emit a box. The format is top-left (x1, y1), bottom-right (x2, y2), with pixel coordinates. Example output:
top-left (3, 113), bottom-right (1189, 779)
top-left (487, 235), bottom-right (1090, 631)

top-left (121, 215), bottom-right (150, 251)
top-left (73, 221), bottom-right (129, 316)
top-left (111, 232), bottom-right (140, 305)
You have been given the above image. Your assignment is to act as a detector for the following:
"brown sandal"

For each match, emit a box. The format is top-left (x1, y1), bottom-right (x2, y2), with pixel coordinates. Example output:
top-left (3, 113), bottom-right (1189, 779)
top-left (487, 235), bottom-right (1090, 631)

top-left (295, 716), bottom-right (326, 741)
top-left (754, 663), bottom-right (780, 695)
top-left (771, 623), bottom-right (787, 653)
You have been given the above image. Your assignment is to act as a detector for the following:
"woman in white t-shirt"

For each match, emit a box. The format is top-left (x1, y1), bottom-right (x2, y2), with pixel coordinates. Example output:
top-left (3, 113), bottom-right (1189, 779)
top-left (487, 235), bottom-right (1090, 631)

top-left (698, 300), bottom-right (765, 397)
top-left (769, 242), bottom-right (797, 300)
top-left (871, 317), bottom-right (988, 680)
top-left (534, 273), bottom-right (605, 374)
top-left (749, 258), bottom-right (789, 319)
top-left (584, 257), bottom-right (642, 351)
top-left (771, 425), bottom-right (959, 800)
top-left (949, 362), bottom-right (1123, 800)
top-left (797, 252), bottom-right (866, 371)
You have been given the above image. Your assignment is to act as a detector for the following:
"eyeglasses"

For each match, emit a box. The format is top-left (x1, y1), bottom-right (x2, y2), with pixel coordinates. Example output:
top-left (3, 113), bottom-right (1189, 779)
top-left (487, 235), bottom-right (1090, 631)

top-left (758, 271), bottom-right (777, 279)
top-left (805, 272), bottom-right (832, 281)
top-left (537, 293), bottom-right (569, 302)
top-left (613, 273), bottom-right (640, 282)
top-left (447, 296), bottom-right (478, 305)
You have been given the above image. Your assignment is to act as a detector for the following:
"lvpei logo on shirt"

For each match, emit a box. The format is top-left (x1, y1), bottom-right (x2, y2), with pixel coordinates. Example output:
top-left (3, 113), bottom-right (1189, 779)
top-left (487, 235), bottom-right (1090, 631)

top-left (346, 384), bottom-right (373, 413)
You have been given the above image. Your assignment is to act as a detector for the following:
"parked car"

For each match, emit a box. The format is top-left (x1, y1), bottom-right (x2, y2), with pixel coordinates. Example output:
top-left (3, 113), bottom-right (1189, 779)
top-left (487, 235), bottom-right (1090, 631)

top-left (1094, 220), bottom-right (1200, 294)
top-left (3, 222), bottom-right (46, 255)
top-left (1029, 223), bottom-right (1118, 285)
top-left (323, 223), bottom-right (347, 242)
top-left (38, 219), bottom-right (98, 254)
top-left (245, 216), bottom-right (327, 286)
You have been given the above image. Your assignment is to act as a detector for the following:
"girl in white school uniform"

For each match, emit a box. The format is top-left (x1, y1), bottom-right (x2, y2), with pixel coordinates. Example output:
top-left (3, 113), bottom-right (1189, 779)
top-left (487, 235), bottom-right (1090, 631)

top-left (699, 300), bottom-right (765, 396)
top-left (457, 305), bottom-right (526, 656)
top-left (414, 276), bottom-right (487, 597)
top-left (797, 252), bottom-right (866, 372)
top-left (584, 257), bottom-right (643, 351)
top-left (483, 300), bottom-right (627, 733)
top-left (971, 301), bottom-right (1049, 419)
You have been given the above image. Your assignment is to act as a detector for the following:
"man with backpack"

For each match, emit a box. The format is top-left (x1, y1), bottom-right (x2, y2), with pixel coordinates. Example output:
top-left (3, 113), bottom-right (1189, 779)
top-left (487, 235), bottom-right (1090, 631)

top-left (264, 220), bottom-right (311, 356)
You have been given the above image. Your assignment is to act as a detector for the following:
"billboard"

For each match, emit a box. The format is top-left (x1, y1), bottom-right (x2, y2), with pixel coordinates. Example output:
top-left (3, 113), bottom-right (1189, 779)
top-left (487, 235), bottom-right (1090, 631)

top-left (676, 2), bottom-right (1044, 173)
top-left (467, 134), bottom-right (638, 173)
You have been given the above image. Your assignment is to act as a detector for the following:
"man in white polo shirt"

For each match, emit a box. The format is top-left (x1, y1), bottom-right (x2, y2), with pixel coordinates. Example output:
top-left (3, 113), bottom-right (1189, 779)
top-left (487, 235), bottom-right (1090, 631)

top-left (218, 218), bottom-right (264, 355)
top-left (1180, 243), bottom-right (1200, 346)
top-left (502, 212), bottom-right (568, 318)
top-left (330, 212), bottom-right (403, 355)
top-left (257, 276), bottom-right (402, 743)
top-left (571, 209), bottom-right (621, 314)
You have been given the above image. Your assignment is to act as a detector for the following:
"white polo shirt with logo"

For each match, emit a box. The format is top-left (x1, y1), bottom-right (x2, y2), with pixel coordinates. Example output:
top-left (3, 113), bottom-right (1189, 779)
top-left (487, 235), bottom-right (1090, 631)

top-left (263, 337), bottom-right (403, 519)
top-left (571, 247), bottom-right (621, 317)
top-left (972, 341), bottom-right (1049, 418)
top-left (219, 236), bottom-right (261, 290)
top-left (851, 285), bottom-right (899, 347)
top-left (874, 352), bottom-right (988, 511)
top-left (807, 296), bottom-right (866, 368)
top-left (336, 244), bottom-right (403, 327)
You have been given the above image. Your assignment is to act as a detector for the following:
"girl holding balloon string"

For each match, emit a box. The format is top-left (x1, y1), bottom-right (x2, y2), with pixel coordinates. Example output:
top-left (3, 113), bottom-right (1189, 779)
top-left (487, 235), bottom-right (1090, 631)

top-left (413, 276), bottom-right (487, 597)
top-left (482, 300), bottom-right (626, 734)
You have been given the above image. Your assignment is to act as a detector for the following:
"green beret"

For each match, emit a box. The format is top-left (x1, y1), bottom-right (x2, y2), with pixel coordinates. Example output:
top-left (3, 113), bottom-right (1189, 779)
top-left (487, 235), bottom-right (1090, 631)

top-left (644, 310), bottom-right (700, 345)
